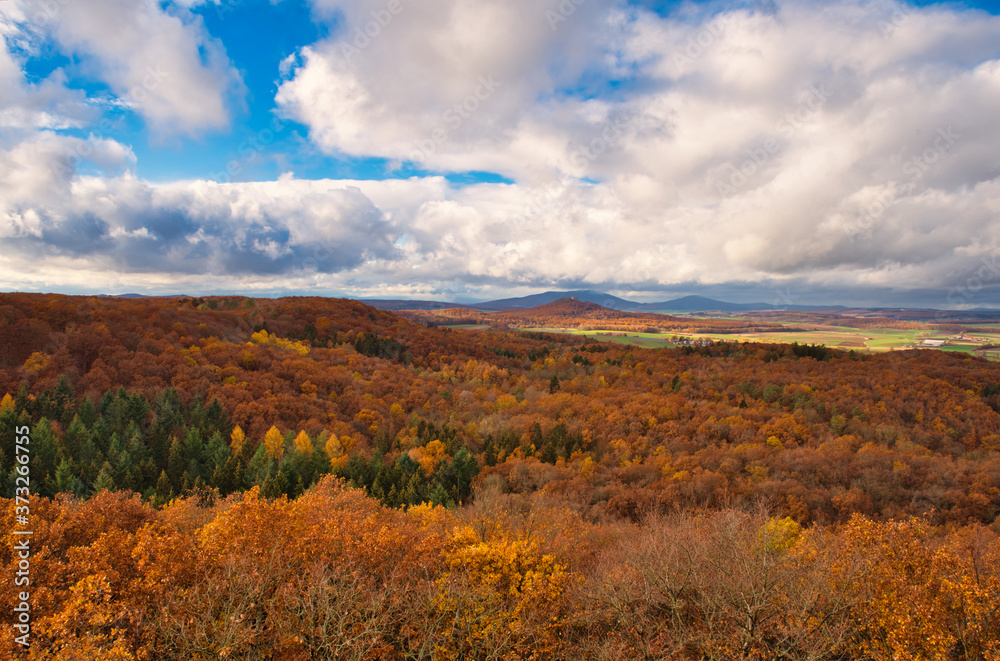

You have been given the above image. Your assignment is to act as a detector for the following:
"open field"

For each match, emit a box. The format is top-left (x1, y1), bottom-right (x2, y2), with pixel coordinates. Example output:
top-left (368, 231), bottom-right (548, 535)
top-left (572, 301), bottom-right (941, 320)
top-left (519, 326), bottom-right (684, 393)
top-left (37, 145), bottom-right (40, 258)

top-left (519, 323), bottom-right (1000, 359)
top-left (427, 299), bottom-right (1000, 359)
top-left (439, 323), bottom-right (492, 330)
top-left (521, 327), bottom-right (677, 348)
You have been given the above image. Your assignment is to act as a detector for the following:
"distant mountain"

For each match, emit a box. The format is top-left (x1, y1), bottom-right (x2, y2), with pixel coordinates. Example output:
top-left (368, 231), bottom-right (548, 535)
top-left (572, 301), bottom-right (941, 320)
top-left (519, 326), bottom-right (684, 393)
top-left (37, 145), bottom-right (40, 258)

top-left (99, 293), bottom-right (193, 298)
top-left (500, 297), bottom-right (641, 319)
top-left (476, 290), bottom-right (788, 313)
top-left (475, 290), bottom-right (636, 311)
top-left (361, 299), bottom-right (459, 311)
top-left (637, 295), bottom-right (779, 312)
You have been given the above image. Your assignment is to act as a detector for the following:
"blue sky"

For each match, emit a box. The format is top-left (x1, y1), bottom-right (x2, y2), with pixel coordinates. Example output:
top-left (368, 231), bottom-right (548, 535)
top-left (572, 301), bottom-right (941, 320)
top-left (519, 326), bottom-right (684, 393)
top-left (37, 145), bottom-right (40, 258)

top-left (97, 0), bottom-right (1000, 183)
top-left (1, 0), bottom-right (999, 306)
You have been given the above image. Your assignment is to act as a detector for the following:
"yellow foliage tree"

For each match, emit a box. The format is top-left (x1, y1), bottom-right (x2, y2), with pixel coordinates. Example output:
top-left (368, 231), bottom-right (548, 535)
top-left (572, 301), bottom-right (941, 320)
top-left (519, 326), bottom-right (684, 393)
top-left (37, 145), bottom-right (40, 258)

top-left (264, 426), bottom-right (284, 460)
top-left (413, 440), bottom-right (448, 477)
top-left (21, 351), bottom-right (51, 375)
top-left (0, 393), bottom-right (13, 412)
top-left (433, 525), bottom-right (572, 660)
top-left (325, 433), bottom-right (347, 470)
top-left (230, 425), bottom-right (246, 454)
top-left (294, 430), bottom-right (313, 455)
top-left (758, 516), bottom-right (802, 553)
top-left (495, 394), bottom-right (517, 411)
top-left (249, 329), bottom-right (309, 355)
top-left (838, 515), bottom-right (1000, 661)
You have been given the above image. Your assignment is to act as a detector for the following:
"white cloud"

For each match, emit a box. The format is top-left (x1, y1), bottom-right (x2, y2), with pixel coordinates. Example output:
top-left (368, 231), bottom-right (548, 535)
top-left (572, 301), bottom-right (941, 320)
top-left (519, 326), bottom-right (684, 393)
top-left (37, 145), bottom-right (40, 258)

top-left (5, 0), bottom-right (242, 136)
top-left (268, 0), bottom-right (1000, 300)
top-left (0, 13), bottom-right (93, 133)
top-left (2, 0), bottom-right (1000, 305)
top-left (276, 0), bottom-right (614, 177)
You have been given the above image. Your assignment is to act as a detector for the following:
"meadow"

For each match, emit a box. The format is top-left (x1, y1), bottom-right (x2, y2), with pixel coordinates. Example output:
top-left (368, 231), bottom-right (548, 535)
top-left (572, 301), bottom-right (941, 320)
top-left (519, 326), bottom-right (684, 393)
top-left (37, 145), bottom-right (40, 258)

top-left (513, 319), bottom-right (1000, 358)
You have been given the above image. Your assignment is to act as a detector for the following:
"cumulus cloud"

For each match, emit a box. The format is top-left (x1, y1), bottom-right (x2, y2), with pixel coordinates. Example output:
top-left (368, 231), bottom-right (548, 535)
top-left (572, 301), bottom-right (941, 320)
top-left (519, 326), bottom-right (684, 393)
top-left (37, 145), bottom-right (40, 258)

top-left (0, 14), bottom-right (93, 133)
top-left (1, 0), bottom-right (1000, 306)
top-left (0, 155), bottom-right (403, 283)
top-left (270, 0), bottom-right (1000, 303)
top-left (276, 0), bottom-right (614, 177)
top-left (4, 0), bottom-right (241, 136)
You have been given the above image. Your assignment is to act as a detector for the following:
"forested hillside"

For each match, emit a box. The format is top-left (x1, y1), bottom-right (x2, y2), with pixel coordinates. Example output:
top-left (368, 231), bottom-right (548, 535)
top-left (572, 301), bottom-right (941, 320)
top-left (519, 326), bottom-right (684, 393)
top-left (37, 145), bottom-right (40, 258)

top-left (1, 292), bottom-right (999, 659)
top-left (403, 297), bottom-right (790, 334)
top-left (2, 293), bottom-right (998, 522)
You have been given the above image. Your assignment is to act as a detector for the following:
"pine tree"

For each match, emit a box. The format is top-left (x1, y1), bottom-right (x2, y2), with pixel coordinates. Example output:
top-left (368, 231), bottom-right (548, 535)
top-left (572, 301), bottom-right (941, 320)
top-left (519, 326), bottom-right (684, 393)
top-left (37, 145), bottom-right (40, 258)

top-left (55, 459), bottom-right (82, 496)
top-left (30, 419), bottom-right (60, 496)
top-left (91, 417), bottom-right (112, 455)
top-left (124, 394), bottom-right (150, 430)
top-left (167, 436), bottom-right (185, 489)
top-left (154, 470), bottom-right (173, 506)
top-left (211, 455), bottom-right (239, 495)
top-left (484, 436), bottom-right (498, 467)
top-left (245, 444), bottom-right (273, 489)
top-left (77, 396), bottom-right (98, 428)
top-left (266, 470), bottom-right (289, 498)
top-left (448, 447), bottom-right (479, 503)
top-left (77, 437), bottom-right (102, 483)
top-left (53, 375), bottom-right (74, 418)
top-left (183, 428), bottom-right (206, 472)
top-left (94, 461), bottom-right (116, 493)
top-left (402, 472), bottom-right (421, 506)
top-left (429, 482), bottom-right (450, 507)
top-left (61, 415), bottom-right (89, 463)
top-left (205, 431), bottom-right (230, 473)
top-left (205, 398), bottom-right (231, 437)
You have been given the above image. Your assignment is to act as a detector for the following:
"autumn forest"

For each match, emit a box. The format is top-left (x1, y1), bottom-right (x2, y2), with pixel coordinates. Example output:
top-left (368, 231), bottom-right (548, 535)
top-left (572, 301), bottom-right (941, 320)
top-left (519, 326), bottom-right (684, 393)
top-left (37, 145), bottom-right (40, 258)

top-left (2, 292), bottom-right (999, 660)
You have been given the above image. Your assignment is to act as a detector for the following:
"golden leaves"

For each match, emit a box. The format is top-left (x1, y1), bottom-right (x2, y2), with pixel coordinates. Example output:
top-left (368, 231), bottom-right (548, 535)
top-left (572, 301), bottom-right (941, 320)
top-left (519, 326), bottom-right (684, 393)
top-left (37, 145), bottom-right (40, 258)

top-left (292, 430), bottom-right (313, 455)
top-left (229, 425), bottom-right (245, 454)
top-left (263, 426), bottom-right (284, 460)
top-left (248, 329), bottom-right (309, 355)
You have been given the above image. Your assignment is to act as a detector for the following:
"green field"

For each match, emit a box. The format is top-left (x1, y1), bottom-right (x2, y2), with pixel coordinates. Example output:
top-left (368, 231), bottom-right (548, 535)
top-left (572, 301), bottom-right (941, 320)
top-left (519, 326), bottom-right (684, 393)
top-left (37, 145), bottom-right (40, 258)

top-left (520, 324), bottom-right (1000, 359)
top-left (523, 328), bottom-right (677, 349)
top-left (440, 324), bottom-right (492, 330)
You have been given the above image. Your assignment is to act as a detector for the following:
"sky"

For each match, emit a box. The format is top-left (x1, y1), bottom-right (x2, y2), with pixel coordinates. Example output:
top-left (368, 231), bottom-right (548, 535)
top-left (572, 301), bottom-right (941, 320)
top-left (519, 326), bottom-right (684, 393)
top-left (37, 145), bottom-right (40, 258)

top-left (1, 0), bottom-right (999, 308)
